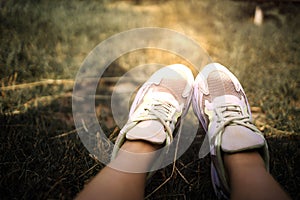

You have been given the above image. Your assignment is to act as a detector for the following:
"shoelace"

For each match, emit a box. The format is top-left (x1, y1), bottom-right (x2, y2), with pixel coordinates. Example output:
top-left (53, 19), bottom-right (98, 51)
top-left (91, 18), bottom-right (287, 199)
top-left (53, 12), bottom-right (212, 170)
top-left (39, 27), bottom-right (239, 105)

top-left (199, 104), bottom-right (260, 158)
top-left (124, 98), bottom-right (179, 145)
top-left (211, 104), bottom-right (260, 148)
top-left (217, 104), bottom-right (259, 130)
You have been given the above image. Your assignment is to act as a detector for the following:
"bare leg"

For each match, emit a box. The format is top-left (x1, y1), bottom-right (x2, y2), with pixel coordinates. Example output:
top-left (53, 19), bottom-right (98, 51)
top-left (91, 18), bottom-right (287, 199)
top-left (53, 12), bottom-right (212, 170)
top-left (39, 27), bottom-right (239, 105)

top-left (224, 151), bottom-right (290, 200)
top-left (76, 65), bottom-right (194, 199)
top-left (76, 141), bottom-right (158, 200)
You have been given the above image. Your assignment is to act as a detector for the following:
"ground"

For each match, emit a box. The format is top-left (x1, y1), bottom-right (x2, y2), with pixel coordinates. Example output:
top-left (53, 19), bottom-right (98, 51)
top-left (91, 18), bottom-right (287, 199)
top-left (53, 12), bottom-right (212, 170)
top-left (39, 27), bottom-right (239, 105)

top-left (0, 0), bottom-right (299, 199)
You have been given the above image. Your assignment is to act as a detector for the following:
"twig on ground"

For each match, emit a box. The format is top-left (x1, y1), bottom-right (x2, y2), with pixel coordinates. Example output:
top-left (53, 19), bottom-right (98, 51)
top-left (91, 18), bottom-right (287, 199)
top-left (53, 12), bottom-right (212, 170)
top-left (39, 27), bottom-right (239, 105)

top-left (145, 125), bottom-right (183, 199)
top-left (79, 164), bottom-right (99, 178)
top-left (145, 164), bottom-right (176, 199)
top-left (0, 77), bottom-right (142, 91)
top-left (4, 92), bottom-right (73, 115)
top-left (175, 166), bottom-right (191, 186)
top-left (0, 79), bottom-right (74, 91)
top-left (264, 125), bottom-right (298, 137)
top-left (44, 177), bottom-right (66, 198)
top-left (251, 106), bottom-right (262, 113)
top-left (50, 129), bottom-right (79, 139)
top-left (23, 92), bottom-right (73, 108)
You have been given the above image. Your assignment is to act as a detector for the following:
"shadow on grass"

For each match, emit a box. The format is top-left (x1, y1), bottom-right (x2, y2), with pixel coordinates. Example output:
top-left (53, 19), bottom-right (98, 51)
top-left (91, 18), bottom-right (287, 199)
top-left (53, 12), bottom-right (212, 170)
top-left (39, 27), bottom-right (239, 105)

top-left (1, 100), bottom-right (299, 199)
top-left (0, 99), bottom-right (99, 199)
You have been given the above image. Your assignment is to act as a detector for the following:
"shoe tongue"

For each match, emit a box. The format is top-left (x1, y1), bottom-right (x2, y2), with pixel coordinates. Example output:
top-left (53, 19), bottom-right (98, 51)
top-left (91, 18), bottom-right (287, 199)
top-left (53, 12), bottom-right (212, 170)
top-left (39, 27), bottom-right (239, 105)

top-left (126, 120), bottom-right (166, 144)
top-left (145, 91), bottom-right (179, 109)
top-left (212, 95), bottom-right (242, 106)
top-left (221, 125), bottom-right (265, 152)
top-left (125, 91), bottom-right (178, 144)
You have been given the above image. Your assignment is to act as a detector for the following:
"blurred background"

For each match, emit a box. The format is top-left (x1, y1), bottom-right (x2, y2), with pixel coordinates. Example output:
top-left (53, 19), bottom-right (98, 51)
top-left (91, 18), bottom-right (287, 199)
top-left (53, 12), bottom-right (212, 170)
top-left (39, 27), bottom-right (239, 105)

top-left (0, 0), bottom-right (299, 199)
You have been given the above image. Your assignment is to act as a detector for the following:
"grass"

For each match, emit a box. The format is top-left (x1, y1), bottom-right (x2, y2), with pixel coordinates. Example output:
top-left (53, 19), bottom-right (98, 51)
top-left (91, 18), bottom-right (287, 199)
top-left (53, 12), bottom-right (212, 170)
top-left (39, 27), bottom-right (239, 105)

top-left (0, 0), bottom-right (299, 199)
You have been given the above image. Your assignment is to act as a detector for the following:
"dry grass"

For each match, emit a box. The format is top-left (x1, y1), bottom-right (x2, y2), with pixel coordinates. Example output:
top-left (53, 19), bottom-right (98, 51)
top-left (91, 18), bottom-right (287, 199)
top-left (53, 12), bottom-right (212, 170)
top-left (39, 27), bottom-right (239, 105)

top-left (0, 0), bottom-right (299, 199)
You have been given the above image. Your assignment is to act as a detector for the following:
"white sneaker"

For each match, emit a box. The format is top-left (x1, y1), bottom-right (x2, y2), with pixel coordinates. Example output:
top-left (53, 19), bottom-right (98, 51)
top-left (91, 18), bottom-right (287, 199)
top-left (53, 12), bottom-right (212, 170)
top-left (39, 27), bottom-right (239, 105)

top-left (111, 64), bottom-right (194, 165)
top-left (193, 63), bottom-right (269, 199)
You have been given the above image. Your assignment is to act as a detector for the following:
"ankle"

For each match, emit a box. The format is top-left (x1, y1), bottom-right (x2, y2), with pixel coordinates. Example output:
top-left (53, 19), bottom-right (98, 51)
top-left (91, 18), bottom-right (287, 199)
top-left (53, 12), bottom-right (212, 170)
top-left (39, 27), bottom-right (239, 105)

top-left (109, 140), bottom-right (161, 173)
top-left (224, 151), bottom-right (266, 176)
top-left (121, 140), bottom-right (161, 153)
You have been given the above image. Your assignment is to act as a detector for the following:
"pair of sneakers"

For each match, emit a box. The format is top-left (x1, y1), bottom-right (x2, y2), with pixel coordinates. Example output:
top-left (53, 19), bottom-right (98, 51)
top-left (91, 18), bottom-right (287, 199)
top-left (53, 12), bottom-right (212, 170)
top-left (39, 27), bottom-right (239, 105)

top-left (111, 63), bottom-right (269, 199)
